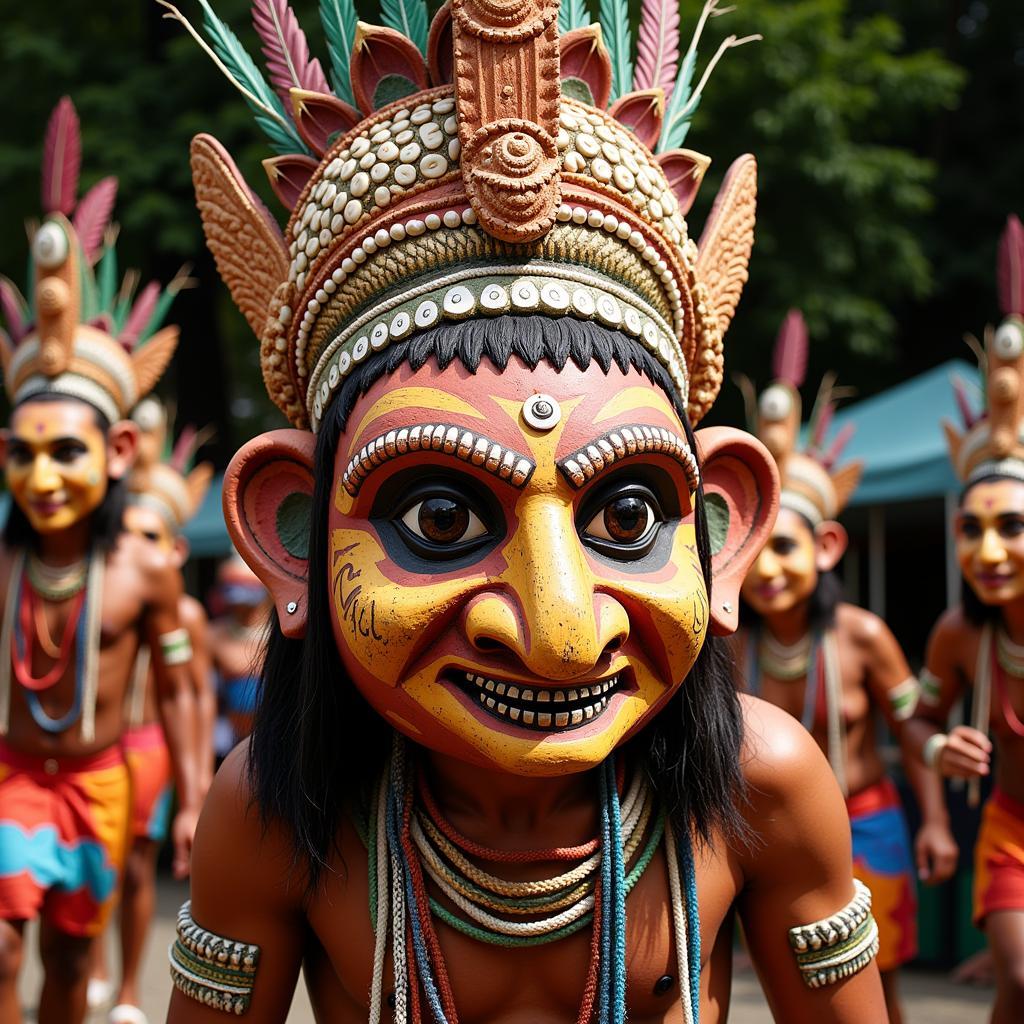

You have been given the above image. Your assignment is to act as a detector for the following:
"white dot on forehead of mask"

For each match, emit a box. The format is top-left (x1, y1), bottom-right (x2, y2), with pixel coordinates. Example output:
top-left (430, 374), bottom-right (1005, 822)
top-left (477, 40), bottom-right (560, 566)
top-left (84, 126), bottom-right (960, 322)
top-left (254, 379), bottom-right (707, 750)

top-left (522, 393), bottom-right (561, 431)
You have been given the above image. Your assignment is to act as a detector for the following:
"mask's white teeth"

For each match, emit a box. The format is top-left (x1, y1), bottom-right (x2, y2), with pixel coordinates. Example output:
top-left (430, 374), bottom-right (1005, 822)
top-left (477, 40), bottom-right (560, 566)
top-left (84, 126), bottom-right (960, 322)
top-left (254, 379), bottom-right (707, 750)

top-left (461, 672), bottom-right (622, 730)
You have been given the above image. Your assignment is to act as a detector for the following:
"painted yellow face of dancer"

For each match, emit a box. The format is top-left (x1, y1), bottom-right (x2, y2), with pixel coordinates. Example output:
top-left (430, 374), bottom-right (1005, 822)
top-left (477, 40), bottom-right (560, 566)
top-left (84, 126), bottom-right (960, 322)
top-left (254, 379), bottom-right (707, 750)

top-left (956, 478), bottom-right (1024, 606)
top-left (741, 507), bottom-right (819, 616)
top-left (124, 503), bottom-right (176, 556)
top-left (327, 357), bottom-right (708, 776)
top-left (2, 400), bottom-right (110, 534)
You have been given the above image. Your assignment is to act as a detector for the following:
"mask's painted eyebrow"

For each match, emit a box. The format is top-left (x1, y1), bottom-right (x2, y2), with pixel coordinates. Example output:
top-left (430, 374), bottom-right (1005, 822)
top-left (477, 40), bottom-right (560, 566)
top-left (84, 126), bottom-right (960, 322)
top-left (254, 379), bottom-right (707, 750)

top-left (342, 422), bottom-right (535, 496)
top-left (557, 424), bottom-right (700, 491)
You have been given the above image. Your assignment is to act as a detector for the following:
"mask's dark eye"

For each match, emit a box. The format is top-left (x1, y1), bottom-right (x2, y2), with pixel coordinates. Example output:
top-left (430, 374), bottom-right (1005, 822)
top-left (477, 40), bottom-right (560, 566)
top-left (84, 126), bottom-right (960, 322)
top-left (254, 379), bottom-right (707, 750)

top-left (143, 530), bottom-right (161, 543)
top-left (585, 495), bottom-right (656, 545)
top-left (401, 496), bottom-right (486, 546)
top-left (579, 482), bottom-right (667, 561)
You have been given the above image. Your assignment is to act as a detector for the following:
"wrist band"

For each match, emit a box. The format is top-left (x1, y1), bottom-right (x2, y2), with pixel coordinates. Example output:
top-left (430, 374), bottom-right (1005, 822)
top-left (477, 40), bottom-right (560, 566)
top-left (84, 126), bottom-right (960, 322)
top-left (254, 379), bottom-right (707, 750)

top-left (919, 669), bottom-right (943, 707)
top-left (159, 628), bottom-right (193, 666)
top-left (923, 733), bottom-right (949, 770)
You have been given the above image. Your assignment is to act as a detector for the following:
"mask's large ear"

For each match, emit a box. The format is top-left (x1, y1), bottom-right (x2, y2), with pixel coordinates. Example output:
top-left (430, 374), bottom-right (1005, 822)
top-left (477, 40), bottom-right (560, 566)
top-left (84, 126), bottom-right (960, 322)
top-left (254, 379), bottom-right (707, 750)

top-left (222, 429), bottom-right (315, 638)
top-left (695, 425), bottom-right (779, 635)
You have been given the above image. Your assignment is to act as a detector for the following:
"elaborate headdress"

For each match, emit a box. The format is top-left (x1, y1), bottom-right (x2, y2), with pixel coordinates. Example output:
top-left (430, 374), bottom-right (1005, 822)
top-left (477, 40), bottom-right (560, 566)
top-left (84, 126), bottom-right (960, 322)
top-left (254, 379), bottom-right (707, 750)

top-left (945, 215), bottom-right (1024, 486)
top-left (167, 0), bottom-right (760, 432)
top-left (740, 309), bottom-right (862, 526)
top-left (127, 408), bottom-right (214, 534)
top-left (0, 98), bottom-right (183, 426)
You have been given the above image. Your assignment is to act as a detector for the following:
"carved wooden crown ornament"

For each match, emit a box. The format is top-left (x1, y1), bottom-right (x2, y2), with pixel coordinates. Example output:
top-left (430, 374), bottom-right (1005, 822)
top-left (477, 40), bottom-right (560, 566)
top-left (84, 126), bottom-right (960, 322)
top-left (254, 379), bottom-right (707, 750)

top-left (170, 0), bottom-right (761, 431)
top-left (0, 98), bottom-right (182, 425)
top-left (945, 215), bottom-right (1024, 486)
top-left (738, 309), bottom-right (862, 526)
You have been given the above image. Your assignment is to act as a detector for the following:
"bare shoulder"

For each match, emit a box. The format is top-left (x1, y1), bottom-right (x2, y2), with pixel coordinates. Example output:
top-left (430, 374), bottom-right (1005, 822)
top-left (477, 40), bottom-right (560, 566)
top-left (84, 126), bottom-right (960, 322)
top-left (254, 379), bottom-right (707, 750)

top-left (739, 693), bottom-right (824, 790)
top-left (192, 744), bottom-right (305, 911)
top-left (738, 694), bottom-right (850, 873)
top-left (835, 602), bottom-right (891, 645)
top-left (927, 605), bottom-right (977, 671)
top-left (931, 604), bottom-right (973, 644)
top-left (179, 593), bottom-right (209, 631)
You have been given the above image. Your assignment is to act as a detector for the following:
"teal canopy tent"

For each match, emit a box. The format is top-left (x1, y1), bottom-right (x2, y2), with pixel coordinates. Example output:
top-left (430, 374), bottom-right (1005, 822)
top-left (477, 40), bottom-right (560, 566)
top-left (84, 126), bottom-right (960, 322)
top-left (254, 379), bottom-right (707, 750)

top-left (828, 359), bottom-right (981, 506)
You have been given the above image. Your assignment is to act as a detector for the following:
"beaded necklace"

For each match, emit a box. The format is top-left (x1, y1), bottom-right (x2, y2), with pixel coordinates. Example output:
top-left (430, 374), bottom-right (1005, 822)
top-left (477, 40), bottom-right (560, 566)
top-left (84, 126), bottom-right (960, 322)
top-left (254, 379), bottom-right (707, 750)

top-left (0, 550), bottom-right (105, 740)
top-left (363, 735), bottom-right (701, 1024)
top-left (25, 554), bottom-right (88, 601)
top-left (757, 628), bottom-right (813, 681)
top-left (992, 626), bottom-right (1024, 738)
top-left (748, 627), bottom-right (848, 795)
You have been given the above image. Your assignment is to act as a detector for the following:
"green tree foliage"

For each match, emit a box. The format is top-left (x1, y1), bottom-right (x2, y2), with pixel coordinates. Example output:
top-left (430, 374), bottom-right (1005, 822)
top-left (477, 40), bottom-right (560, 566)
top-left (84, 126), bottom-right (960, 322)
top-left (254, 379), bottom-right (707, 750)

top-left (686, 0), bottom-right (964, 419)
top-left (2, 2), bottom-right (1016, 442)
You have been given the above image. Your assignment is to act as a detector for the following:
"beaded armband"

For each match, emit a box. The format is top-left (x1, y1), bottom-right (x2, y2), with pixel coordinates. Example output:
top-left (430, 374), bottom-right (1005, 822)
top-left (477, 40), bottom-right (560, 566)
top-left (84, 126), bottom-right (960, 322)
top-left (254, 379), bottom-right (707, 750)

top-left (787, 880), bottom-right (879, 989)
top-left (918, 669), bottom-right (943, 707)
top-left (168, 900), bottom-right (259, 1014)
top-left (888, 676), bottom-right (920, 722)
top-left (159, 628), bottom-right (193, 666)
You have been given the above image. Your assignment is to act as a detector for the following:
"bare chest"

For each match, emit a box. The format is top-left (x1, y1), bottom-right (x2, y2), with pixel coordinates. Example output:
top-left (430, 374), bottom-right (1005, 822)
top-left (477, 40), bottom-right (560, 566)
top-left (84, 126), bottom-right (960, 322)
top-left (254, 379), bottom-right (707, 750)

top-left (305, 838), bottom-right (739, 1023)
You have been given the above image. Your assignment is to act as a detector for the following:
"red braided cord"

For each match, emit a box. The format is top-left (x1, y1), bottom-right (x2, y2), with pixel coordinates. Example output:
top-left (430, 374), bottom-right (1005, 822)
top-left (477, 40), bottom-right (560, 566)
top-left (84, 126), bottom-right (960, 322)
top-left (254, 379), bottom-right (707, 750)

top-left (576, 880), bottom-right (602, 1024)
top-left (403, 778), bottom-right (460, 1022)
top-left (994, 658), bottom-right (1024, 738)
top-left (12, 584), bottom-right (86, 692)
top-left (407, 920), bottom-right (422, 1023)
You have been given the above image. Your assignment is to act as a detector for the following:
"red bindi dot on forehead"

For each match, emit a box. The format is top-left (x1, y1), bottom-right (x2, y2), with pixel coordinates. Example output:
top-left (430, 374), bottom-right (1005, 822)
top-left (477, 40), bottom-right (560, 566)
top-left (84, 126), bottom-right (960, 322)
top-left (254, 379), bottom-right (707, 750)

top-left (34, 421), bottom-right (46, 434)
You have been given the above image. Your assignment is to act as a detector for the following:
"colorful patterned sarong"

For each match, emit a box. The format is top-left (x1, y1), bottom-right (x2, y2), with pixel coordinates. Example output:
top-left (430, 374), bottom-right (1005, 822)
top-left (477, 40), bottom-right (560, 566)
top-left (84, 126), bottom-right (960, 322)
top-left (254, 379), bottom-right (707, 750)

top-left (847, 777), bottom-right (917, 972)
top-left (123, 722), bottom-right (173, 843)
top-left (0, 741), bottom-right (129, 937)
top-left (973, 787), bottom-right (1024, 927)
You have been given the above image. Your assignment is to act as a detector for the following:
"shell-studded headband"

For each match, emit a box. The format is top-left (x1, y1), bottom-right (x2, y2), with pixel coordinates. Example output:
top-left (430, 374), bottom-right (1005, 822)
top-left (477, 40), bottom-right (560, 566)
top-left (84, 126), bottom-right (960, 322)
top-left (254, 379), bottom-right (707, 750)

top-left (945, 215), bottom-right (1024, 487)
top-left (737, 309), bottom-right (862, 526)
top-left (168, 0), bottom-right (761, 432)
top-left (0, 98), bottom-right (183, 425)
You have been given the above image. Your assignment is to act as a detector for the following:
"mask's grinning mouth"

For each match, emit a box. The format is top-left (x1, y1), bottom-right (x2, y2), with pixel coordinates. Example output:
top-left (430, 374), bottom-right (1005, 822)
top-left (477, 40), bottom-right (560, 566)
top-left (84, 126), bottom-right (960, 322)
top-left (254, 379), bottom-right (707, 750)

top-left (456, 671), bottom-right (624, 731)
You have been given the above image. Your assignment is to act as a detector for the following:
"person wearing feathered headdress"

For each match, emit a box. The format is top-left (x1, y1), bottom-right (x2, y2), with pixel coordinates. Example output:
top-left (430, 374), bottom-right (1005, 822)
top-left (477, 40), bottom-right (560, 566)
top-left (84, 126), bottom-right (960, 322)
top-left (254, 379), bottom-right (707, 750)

top-left (736, 309), bottom-right (958, 1024)
top-left (907, 214), bottom-right (1024, 1020)
top-left (165, 1), bottom-right (886, 1019)
top-left (86, 399), bottom-right (216, 1024)
top-left (0, 98), bottom-right (202, 1023)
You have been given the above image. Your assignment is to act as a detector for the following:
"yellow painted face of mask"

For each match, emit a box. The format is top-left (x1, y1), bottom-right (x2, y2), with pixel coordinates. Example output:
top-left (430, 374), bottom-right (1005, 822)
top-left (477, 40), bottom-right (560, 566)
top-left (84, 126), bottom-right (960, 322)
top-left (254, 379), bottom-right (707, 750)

top-left (3, 400), bottom-right (110, 535)
top-left (327, 357), bottom-right (708, 776)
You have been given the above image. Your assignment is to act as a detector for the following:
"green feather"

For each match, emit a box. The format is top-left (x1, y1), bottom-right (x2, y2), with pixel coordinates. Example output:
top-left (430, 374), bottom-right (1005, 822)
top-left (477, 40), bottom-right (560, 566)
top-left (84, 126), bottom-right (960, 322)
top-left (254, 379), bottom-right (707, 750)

top-left (196, 0), bottom-right (308, 155)
top-left (380, 0), bottom-right (428, 54)
top-left (97, 243), bottom-right (118, 315)
top-left (659, 49), bottom-right (697, 151)
top-left (138, 283), bottom-right (181, 345)
top-left (558, 0), bottom-right (590, 34)
top-left (599, 0), bottom-right (631, 102)
top-left (319, 0), bottom-right (358, 108)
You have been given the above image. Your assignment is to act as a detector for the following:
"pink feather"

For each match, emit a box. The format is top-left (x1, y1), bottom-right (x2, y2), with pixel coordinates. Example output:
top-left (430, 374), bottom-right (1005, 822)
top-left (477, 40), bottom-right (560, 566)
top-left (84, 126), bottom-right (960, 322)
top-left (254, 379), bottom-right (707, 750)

top-left (72, 176), bottom-right (118, 265)
top-left (119, 281), bottom-right (160, 350)
top-left (810, 401), bottom-right (835, 453)
top-left (252, 0), bottom-right (330, 112)
top-left (0, 279), bottom-right (28, 343)
top-left (41, 96), bottom-right (81, 216)
top-left (998, 214), bottom-right (1024, 317)
top-left (170, 425), bottom-right (198, 473)
top-left (771, 309), bottom-right (809, 388)
top-left (952, 377), bottom-right (978, 430)
top-left (632, 0), bottom-right (680, 98)
top-left (822, 423), bottom-right (855, 470)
